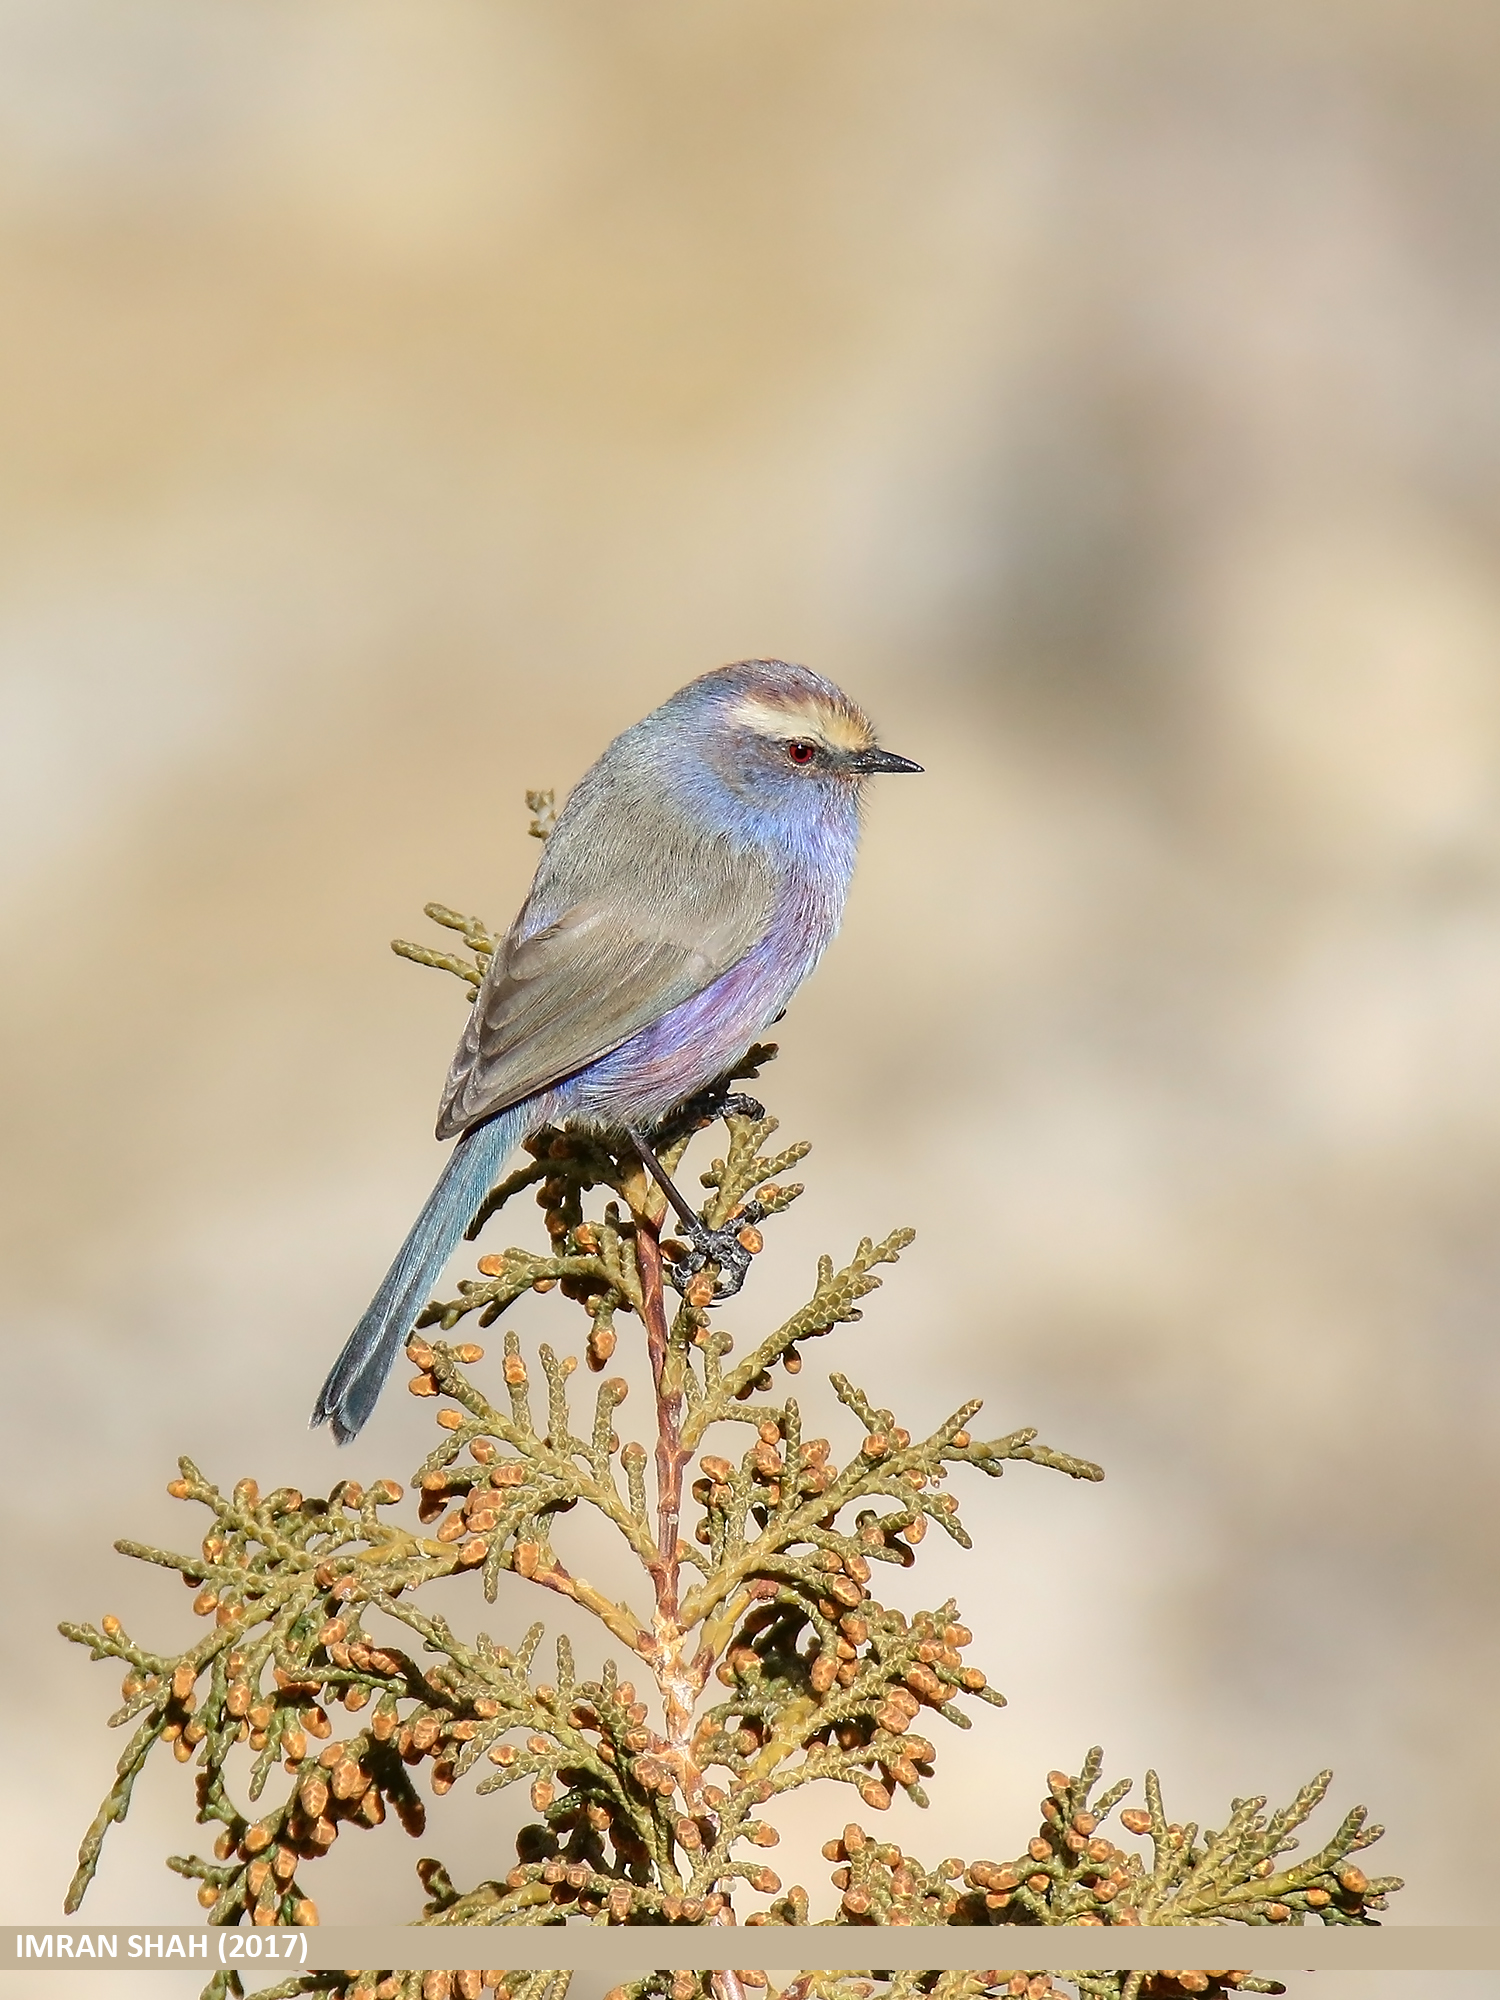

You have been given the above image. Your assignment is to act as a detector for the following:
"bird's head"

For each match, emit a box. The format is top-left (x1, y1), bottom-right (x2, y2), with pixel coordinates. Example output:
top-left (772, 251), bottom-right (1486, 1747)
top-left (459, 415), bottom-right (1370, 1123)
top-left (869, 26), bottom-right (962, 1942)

top-left (672, 659), bottom-right (922, 809)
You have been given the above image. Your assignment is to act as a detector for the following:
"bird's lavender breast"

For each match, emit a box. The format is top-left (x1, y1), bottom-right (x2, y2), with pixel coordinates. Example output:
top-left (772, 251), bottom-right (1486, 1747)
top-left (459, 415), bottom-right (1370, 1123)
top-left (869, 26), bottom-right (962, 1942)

top-left (555, 819), bottom-right (856, 1129)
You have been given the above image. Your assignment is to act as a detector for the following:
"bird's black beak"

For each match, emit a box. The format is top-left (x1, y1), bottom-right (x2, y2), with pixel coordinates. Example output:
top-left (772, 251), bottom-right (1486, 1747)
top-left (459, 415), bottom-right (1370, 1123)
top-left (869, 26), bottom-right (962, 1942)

top-left (848, 746), bottom-right (923, 775)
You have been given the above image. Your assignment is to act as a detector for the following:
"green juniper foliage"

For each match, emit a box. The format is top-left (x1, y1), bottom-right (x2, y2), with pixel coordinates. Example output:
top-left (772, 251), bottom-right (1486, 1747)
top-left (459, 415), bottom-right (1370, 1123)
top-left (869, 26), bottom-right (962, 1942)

top-left (62, 810), bottom-right (1401, 2000)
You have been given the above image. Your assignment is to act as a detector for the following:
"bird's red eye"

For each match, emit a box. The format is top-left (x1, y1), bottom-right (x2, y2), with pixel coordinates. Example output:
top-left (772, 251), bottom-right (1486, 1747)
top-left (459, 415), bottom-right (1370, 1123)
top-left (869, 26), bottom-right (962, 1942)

top-left (786, 740), bottom-right (817, 765)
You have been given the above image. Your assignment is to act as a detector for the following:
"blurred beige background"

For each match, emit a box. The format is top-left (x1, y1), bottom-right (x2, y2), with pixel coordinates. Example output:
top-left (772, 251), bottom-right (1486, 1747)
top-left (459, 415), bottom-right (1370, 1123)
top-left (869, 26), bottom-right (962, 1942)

top-left (5, 2), bottom-right (1500, 1992)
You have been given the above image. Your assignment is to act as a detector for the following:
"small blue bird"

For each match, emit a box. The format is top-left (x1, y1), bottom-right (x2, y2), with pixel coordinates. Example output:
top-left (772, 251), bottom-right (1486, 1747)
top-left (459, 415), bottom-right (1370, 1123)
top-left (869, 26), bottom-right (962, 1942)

top-left (312, 659), bottom-right (920, 1442)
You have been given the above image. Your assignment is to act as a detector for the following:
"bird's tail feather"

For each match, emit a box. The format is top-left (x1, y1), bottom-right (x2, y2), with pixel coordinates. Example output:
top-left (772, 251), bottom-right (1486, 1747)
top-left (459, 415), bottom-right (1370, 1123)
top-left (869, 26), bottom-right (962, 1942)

top-left (311, 1108), bottom-right (526, 1444)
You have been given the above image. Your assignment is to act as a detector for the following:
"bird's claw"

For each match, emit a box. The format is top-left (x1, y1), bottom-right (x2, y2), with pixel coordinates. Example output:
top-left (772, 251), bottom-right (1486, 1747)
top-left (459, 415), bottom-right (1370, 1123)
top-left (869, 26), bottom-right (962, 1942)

top-left (714, 1090), bottom-right (766, 1122)
top-left (663, 1200), bottom-right (766, 1301)
top-left (660, 1080), bottom-right (766, 1145)
top-left (665, 1224), bottom-right (752, 1300)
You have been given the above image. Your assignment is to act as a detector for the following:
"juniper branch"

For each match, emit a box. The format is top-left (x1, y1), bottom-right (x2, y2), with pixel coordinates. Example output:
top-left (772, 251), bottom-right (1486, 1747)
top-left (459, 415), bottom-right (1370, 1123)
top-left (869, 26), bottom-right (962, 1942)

top-left (59, 886), bottom-right (1401, 2000)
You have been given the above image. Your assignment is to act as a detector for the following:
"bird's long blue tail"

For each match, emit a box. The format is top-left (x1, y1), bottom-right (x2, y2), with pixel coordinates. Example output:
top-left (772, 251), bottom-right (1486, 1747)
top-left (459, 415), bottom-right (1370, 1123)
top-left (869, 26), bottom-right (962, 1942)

top-left (311, 1107), bottom-right (527, 1444)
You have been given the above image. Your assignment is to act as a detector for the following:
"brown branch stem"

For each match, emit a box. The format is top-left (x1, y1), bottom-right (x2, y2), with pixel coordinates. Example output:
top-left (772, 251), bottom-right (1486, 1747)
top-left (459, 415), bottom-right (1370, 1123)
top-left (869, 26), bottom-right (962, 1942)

top-left (636, 1212), bottom-right (684, 1627)
top-left (635, 1202), bottom-right (723, 1870)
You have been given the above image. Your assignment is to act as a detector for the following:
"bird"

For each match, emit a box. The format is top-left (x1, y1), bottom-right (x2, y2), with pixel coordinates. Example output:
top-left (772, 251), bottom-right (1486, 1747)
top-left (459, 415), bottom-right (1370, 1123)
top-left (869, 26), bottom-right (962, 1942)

top-left (311, 658), bottom-right (921, 1443)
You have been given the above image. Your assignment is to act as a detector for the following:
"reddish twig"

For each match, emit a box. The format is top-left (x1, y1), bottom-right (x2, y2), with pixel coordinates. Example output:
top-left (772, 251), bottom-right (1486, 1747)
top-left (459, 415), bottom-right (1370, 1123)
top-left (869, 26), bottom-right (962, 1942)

top-left (636, 1214), bottom-right (685, 1626)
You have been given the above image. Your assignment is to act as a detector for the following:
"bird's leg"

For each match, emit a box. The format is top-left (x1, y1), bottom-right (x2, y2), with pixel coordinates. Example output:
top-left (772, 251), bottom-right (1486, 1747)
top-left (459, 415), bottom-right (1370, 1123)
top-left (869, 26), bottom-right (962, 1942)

top-left (628, 1127), bottom-right (702, 1236)
top-left (627, 1126), bottom-right (755, 1302)
top-left (626, 1072), bottom-right (769, 1299)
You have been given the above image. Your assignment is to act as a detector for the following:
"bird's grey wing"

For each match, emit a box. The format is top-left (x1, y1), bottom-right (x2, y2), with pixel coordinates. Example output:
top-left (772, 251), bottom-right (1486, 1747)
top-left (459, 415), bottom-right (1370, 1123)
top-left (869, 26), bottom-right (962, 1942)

top-left (435, 867), bottom-right (773, 1138)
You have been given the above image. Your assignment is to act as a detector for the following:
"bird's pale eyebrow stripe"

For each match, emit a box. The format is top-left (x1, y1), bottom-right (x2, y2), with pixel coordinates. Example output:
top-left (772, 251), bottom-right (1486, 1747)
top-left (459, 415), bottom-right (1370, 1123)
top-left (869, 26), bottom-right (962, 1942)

top-left (729, 696), bottom-right (874, 752)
